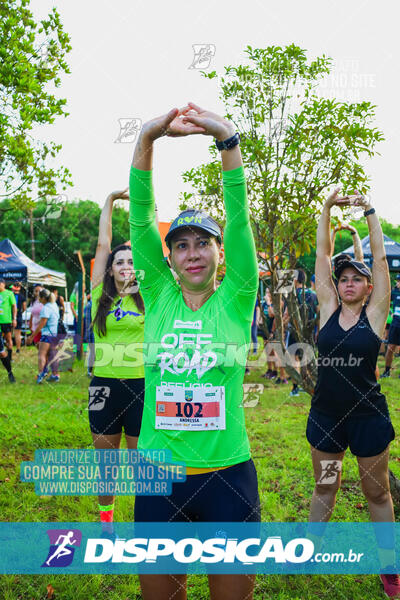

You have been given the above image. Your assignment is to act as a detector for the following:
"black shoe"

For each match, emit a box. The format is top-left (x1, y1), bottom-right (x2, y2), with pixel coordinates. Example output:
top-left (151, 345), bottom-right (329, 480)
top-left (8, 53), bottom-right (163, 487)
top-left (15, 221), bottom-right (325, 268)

top-left (380, 370), bottom-right (391, 379)
top-left (16, 349), bottom-right (20, 354)
top-left (8, 372), bottom-right (16, 383)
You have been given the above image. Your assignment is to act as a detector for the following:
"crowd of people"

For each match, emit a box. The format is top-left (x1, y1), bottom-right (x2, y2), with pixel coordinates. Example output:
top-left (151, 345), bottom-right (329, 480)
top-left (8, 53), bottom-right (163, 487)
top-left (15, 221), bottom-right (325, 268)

top-left (2, 103), bottom-right (400, 599)
top-left (0, 282), bottom-right (73, 384)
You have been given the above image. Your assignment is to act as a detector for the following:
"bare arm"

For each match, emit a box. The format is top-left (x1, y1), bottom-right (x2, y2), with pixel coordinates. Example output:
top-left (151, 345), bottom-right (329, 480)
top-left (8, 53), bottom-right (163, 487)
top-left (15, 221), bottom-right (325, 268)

top-left (28, 317), bottom-right (47, 340)
top-left (316, 191), bottom-right (340, 328)
top-left (331, 224), bottom-right (363, 261)
top-left (351, 228), bottom-right (363, 262)
top-left (363, 203), bottom-right (390, 336)
top-left (92, 189), bottom-right (129, 289)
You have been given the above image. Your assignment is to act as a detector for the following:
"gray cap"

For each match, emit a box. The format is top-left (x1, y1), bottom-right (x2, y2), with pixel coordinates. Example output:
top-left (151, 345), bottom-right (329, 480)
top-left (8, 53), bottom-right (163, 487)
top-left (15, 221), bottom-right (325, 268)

top-left (165, 209), bottom-right (222, 249)
top-left (334, 254), bottom-right (372, 281)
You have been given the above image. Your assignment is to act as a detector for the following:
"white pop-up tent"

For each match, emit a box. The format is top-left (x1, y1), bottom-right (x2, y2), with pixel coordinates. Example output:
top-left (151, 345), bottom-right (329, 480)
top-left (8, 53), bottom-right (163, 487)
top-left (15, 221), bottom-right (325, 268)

top-left (0, 238), bottom-right (67, 292)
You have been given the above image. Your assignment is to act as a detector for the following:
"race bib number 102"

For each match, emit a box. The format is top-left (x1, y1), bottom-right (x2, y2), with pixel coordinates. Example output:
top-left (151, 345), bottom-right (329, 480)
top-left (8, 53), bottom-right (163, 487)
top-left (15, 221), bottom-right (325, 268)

top-left (155, 386), bottom-right (225, 431)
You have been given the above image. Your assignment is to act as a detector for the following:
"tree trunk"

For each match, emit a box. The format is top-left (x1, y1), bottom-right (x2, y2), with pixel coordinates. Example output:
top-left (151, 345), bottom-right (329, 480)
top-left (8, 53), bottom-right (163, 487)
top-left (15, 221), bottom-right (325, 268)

top-left (29, 208), bottom-right (35, 261)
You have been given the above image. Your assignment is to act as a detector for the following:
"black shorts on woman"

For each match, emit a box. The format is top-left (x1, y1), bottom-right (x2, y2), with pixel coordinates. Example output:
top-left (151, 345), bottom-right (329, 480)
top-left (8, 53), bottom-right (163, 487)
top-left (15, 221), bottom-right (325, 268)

top-left (89, 375), bottom-right (144, 437)
top-left (307, 304), bottom-right (395, 457)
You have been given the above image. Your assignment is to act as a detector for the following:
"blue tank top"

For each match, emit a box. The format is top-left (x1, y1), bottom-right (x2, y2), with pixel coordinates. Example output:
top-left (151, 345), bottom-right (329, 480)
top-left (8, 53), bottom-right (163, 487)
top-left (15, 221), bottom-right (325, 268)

top-left (312, 305), bottom-right (387, 417)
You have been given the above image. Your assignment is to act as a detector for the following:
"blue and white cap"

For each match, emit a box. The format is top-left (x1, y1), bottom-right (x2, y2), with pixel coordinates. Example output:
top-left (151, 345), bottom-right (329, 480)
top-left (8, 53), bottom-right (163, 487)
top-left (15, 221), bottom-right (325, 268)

top-left (165, 209), bottom-right (222, 249)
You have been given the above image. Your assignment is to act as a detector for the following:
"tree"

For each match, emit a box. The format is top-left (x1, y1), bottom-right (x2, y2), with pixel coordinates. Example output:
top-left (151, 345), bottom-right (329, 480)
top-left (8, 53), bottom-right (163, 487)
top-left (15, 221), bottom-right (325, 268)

top-left (0, 197), bottom-right (130, 293)
top-left (179, 45), bottom-right (384, 393)
top-left (0, 0), bottom-right (72, 211)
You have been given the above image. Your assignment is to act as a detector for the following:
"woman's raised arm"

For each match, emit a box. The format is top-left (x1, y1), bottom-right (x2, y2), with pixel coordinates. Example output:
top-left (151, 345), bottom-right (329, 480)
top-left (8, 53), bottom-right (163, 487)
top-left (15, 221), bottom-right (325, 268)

top-left (129, 108), bottom-right (206, 305)
top-left (92, 189), bottom-right (129, 289)
top-left (182, 103), bottom-right (258, 306)
top-left (331, 224), bottom-right (363, 262)
top-left (357, 198), bottom-right (390, 335)
top-left (316, 189), bottom-right (346, 328)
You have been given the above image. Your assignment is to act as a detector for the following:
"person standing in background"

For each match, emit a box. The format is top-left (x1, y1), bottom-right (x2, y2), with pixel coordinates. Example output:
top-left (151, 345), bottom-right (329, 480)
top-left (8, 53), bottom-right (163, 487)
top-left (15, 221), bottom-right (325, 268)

top-left (90, 189), bottom-right (145, 538)
top-left (29, 284), bottom-right (43, 346)
top-left (381, 274), bottom-right (400, 378)
top-left (69, 282), bottom-right (79, 334)
top-left (83, 291), bottom-right (95, 377)
top-left (0, 278), bottom-right (17, 361)
top-left (12, 282), bottom-right (26, 354)
top-left (50, 288), bottom-right (65, 321)
top-left (0, 279), bottom-right (16, 383)
top-left (27, 288), bottom-right (60, 383)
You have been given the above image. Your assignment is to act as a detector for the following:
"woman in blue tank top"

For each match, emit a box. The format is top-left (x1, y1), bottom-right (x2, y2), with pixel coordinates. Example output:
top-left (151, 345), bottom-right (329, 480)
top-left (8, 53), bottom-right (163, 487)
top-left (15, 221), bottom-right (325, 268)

top-left (307, 187), bottom-right (399, 597)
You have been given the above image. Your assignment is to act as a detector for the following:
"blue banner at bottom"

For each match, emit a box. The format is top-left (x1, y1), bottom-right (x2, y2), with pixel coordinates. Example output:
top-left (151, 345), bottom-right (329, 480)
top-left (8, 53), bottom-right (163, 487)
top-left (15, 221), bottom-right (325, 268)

top-left (1, 522), bottom-right (400, 574)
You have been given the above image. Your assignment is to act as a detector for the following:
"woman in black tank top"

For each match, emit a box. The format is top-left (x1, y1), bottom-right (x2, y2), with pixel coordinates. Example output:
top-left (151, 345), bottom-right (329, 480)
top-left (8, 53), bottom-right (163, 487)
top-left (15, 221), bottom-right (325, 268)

top-left (307, 187), bottom-right (398, 595)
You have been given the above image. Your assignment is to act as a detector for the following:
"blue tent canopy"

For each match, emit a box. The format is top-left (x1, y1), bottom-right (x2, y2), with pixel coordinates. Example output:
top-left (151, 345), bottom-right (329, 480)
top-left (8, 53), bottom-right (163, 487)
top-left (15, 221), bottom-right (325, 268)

top-left (333, 235), bottom-right (400, 271)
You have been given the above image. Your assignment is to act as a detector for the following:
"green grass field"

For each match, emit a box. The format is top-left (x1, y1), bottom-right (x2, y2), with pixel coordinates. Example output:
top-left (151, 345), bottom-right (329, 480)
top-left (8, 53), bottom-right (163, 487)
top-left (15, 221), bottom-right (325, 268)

top-left (1, 344), bottom-right (400, 599)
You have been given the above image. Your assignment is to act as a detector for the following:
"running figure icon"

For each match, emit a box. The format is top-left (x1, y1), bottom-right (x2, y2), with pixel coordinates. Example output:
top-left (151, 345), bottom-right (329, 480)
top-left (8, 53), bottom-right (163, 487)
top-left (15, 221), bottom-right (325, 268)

top-left (45, 531), bottom-right (77, 566)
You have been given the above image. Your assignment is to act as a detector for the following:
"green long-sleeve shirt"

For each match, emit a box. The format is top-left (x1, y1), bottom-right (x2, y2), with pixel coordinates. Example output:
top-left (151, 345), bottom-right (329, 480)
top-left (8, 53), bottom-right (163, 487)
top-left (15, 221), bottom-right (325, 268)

top-left (129, 165), bottom-right (258, 468)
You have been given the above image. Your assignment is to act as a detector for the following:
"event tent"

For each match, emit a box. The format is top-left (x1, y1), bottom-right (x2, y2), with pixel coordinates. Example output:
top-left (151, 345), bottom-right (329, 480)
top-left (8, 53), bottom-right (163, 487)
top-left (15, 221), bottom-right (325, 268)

top-left (0, 238), bottom-right (67, 289)
top-left (333, 234), bottom-right (400, 271)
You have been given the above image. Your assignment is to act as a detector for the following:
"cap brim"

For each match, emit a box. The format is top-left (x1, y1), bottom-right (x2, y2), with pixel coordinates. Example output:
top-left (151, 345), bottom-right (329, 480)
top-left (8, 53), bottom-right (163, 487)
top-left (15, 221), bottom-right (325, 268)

top-left (335, 261), bottom-right (372, 280)
top-left (166, 224), bottom-right (221, 247)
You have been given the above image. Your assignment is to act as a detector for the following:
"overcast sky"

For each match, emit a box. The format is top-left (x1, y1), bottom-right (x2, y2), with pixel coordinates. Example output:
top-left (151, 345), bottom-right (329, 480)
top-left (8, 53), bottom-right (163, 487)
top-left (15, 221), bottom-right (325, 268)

top-left (32, 0), bottom-right (400, 225)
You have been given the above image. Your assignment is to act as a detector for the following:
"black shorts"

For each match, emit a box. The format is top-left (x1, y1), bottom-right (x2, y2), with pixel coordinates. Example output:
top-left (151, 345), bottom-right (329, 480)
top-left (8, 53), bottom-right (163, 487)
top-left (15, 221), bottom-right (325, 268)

top-left (306, 406), bottom-right (395, 457)
top-left (0, 333), bottom-right (5, 354)
top-left (0, 323), bottom-right (12, 334)
top-left (88, 376), bottom-right (144, 437)
top-left (388, 324), bottom-right (400, 346)
top-left (134, 458), bottom-right (261, 523)
top-left (16, 315), bottom-right (22, 330)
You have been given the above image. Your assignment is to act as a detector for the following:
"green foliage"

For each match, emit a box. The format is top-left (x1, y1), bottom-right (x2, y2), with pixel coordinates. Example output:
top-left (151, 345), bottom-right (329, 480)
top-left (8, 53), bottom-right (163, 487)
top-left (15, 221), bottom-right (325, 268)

top-left (181, 45), bottom-right (383, 268)
top-left (179, 45), bottom-right (384, 390)
top-left (0, 197), bottom-right (130, 291)
top-left (0, 0), bottom-right (72, 209)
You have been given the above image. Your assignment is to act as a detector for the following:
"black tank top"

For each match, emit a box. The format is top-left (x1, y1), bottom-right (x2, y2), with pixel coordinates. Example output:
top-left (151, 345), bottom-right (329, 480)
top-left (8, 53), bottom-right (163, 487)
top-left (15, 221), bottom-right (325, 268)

top-left (312, 304), bottom-right (387, 417)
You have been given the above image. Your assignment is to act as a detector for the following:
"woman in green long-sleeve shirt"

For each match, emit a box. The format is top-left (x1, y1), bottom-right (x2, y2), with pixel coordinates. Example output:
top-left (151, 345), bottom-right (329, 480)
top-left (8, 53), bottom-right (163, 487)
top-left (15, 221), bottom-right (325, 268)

top-left (130, 103), bottom-right (260, 600)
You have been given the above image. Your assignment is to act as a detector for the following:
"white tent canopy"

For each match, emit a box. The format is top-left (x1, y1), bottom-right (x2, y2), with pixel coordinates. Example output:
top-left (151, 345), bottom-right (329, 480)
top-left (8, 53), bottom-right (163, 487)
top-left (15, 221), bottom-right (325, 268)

top-left (0, 238), bottom-right (67, 288)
